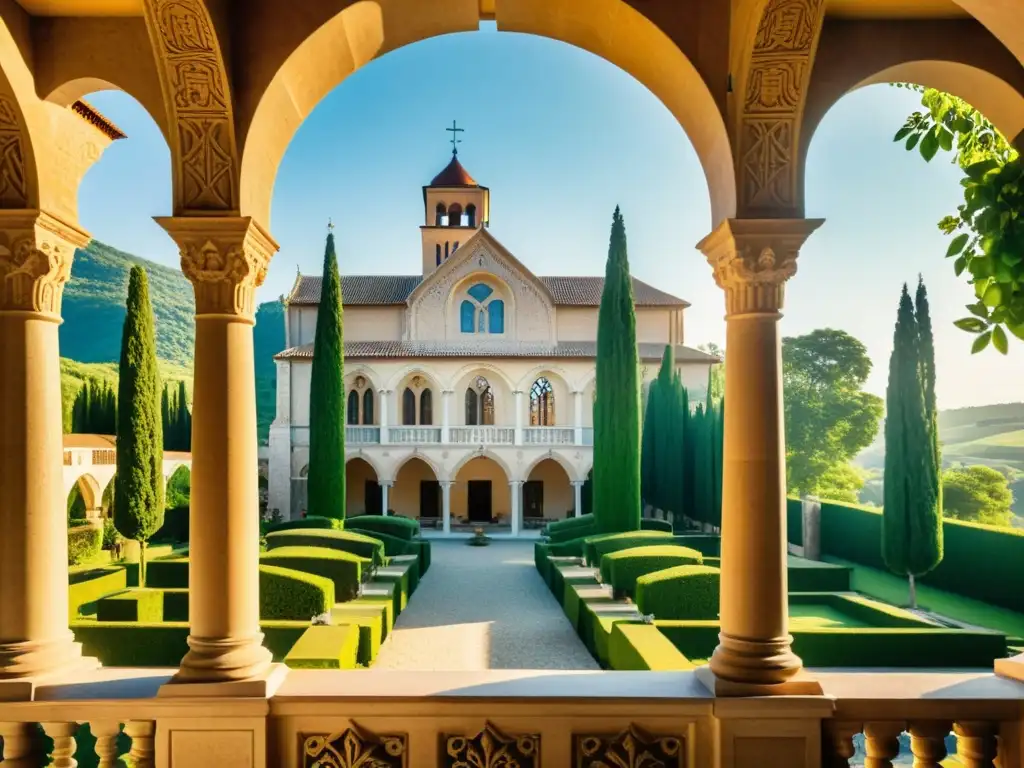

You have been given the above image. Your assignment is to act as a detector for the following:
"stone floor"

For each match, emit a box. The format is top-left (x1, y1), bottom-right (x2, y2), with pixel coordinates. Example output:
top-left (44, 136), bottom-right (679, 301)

top-left (372, 539), bottom-right (599, 670)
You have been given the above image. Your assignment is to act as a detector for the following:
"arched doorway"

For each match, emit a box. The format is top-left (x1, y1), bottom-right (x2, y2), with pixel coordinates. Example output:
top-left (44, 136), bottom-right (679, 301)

top-left (524, 458), bottom-right (573, 528)
top-left (453, 456), bottom-right (510, 529)
top-left (391, 457), bottom-right (441, 528)
top-left (67, 473), bottom-right (101, 524)
top-left (345, 457), bottom-right (380, 517)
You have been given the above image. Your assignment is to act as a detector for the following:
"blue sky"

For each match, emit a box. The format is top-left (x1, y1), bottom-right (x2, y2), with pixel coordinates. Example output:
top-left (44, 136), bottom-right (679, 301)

top-left (79, 24), bottom-right (1021, 410)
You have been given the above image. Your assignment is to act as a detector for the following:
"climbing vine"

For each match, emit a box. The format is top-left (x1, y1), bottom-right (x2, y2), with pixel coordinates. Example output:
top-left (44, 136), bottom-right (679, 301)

top-left (894, 84), bottom-right (1023, 354)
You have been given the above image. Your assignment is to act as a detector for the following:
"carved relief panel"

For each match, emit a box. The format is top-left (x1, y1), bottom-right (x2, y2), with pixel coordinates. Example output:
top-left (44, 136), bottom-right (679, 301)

top-left (443, 723), bottom-right (540, 768)
top-left (302, 726), bottom-right (407, 768)
top-left (574, 724), bottom-right (685, 768)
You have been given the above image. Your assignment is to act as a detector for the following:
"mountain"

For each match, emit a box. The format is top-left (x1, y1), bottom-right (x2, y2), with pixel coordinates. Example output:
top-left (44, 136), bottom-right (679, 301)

top-left (59, 240), bottom-right (288, 441)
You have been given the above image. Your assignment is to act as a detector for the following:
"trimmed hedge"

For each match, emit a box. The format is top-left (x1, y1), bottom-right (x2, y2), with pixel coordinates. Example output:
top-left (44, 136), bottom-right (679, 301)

top-left (265, 515), bottom-right (341, 533)
top-left (548, 522), bottom-right (598, 543)
top-left (68, 524), bottom-right (102, 566)
top-left (331, 602), bottom-right (387, 662)
top-left (372, 562), bottom-right (417, 611)
top-left (260, 546), bottom-right (365, 602)
top-left (545, 514), bottom-right (594, 535)
top-left (786, 558), bottom-right (851, 592)
top-left (71, 620), bottom-right (311, 667)
top-left (813, 499), bottom-right (1024, 612)
top-left (283, 625), bottom-right (359, 669)
top-left (68, 566), bottom-right (127, 620)
top-left (350, 587), bottom-right (396, 636)
top-left (609, 622), bottom-right (693, 670)
top-left (788, 592), bottom-right (938, 629)
top-left (635, 565), bottom-right (720, 620)
top-left (389, 554), bottom-right (420, 593)
top-left (346, 515), bottom-right (419, 541)
top-left (162, 588), bottom-right (189, 622)
top-left (583, 531), bottom-right (673, 566)
top-left (146, 558), bottom-right (189, 588)
top-left (260, 564), bottom-right (335, 620)
top-left (96, 589), bottom-right (163, 622)
top-left (600, 545), bottom-right (704, 598)
top-left (414, 539), bottom-right (432, 574)
top-left (265, 528), bottom-right (387, 568)
top-left (641, 519), bottom-right (673, 533)
top-left (787, 497), bottom-right (803, 547)
top-left (564, 582), bottom-right (609, 632)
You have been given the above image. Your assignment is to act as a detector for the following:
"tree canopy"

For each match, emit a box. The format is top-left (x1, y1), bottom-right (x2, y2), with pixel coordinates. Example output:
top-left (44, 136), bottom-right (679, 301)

top-left (942, 465), bottom-right (1013, 527)
top-left (783, 328), bottom-right (883, 497)
top-left (895, 85), bottom-right (1023, 352)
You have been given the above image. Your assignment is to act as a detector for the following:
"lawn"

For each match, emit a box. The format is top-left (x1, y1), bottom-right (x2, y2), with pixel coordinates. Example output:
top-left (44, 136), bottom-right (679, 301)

top-left (824, 556), bottom-right (1024, 641)
top-left (788, 604), bottom-right (868, 630)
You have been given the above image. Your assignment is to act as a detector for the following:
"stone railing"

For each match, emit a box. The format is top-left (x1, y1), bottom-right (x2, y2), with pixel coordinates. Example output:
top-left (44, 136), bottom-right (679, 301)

top-left (581, 427), bottom-right (594, 446)
top-left (522, 427), bottom-right (575, 445)
top-left (0, 668), bottom-right (1020, 767)
top-left (346, 426), bottom-right (381, 444)
top-left (449, 425), bottom-right (515, 445)
top-left (388, 426), bottom-right (442, 444)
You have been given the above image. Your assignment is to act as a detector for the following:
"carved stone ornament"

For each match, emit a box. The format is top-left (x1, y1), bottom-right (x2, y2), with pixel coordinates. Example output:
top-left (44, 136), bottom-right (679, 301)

top-left (0, 95), bottom-right (29, 208)
top-left (739, 0), bottom-right (825, 215)
top-left (143, 0), bottom-right (238, 214)
top-left (0, 210), bottom-right (90, 316)
top-left (355, 375), bottom-right (366, 389)
top-left (444, 722), bottom-right (539, 768)
top-left (157, 216), bottom-right (277, 319)
top-left (697, 218), bottom-right (823, 316)
top-left (302, 726), bottom-right (407, 768)
top-left (574, 724), bottom-right (684, 768)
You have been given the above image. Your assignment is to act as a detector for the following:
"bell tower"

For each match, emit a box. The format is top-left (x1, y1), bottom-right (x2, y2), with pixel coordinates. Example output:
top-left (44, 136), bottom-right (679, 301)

top-left (421, 121), bottom-right (489, 275)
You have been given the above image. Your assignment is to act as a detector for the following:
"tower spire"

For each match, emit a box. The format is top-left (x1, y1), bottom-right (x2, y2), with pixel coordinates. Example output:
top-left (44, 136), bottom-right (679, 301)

top-left (446, 120), bottom-right (464, 155)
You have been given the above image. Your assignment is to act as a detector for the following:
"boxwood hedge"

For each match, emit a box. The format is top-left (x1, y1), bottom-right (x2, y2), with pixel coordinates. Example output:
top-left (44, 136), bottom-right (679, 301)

top-left (283, 625), bottom-right (360, 670)
top-left (346, 515), bottom-right (419, 541)
top-left (608, 623), bottom-right (693, 671)
top-left (635, 565), bottom-right (720, 620)
top-left (259, 564), bottom-right (335, 620)
top-left (96, 588), bottom-right (163, 622)
top-left (68, 566), bottom-right (127, 620)
top-left (265, 528), bottom-right (387, 568)
top-left (260, 547), bottom-right (365, 602)
top-left (265, 515), bottom-right (340, 534)
top-left (583, 531), bottom-right (673, 566)
top-left (600, 545), bottom-right (704, 597)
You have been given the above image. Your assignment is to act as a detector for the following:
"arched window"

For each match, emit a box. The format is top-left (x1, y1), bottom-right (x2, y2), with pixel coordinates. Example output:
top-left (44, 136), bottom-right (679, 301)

top-left (402, 387), bottom-right (416, 426)
top-left (465, 388), bottom-right (478, 425)
top-left (482, 388), bottom-right (495, 425)
top-left (448, 203), bottom-right (463, 227)
top-left (531, 377), bottom-right (555, 426)
top-left (466, 376), bottom-right (494, 425)
top-left (435, 202), bottom-right (446, 226)
top-left (465, 204), bottom-right (476, 227)
top-left (460, 283), bottom-right (504, 335)
top-left (420, 389), bottom-right (433, 425)
top-left (435, 243), bottom-right (441, 267)
top-left (347, 390), bottom-right (359, 425)
top-left (362, 389), bottom-right (374, 425)
top-left (445, 241), bottom-right (450, 259)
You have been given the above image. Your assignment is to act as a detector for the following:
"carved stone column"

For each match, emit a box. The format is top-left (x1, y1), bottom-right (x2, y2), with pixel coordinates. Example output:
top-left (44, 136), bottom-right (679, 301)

top-left (695, 218), bottom-right (823, 696)
top-left (0, 210), bottom-right (97, 696)
top-left (155, 216), bottom-right (282, 693)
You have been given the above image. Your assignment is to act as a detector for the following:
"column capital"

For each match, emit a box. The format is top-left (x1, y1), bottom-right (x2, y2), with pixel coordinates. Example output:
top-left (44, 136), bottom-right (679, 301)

top-left (439, 480), bottom-right (455, 488)
top-left (509, 479), bottom-right (524, 487)
top-left (156, 216), bottom-right (278, 320)
top-left (0, 210), bottom-right (90, 318)
top-left (697, 218), bottom-right (823, 316)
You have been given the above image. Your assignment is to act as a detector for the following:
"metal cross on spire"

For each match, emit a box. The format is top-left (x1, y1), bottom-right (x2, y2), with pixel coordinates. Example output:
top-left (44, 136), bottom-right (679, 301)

top-left (327, 218), bottom-right (334, 232)
top-left (446, 120), bottom-right (464, 155)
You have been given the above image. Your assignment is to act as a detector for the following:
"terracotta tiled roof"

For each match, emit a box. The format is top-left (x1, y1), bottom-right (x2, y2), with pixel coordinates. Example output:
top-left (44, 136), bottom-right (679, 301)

top-left (287, 274), bottom-right (687, 307)
top-left (430, 154), bottom-right (478, 187)
top-left (275, 341), bottom-right (718, 363)
top-left (71, 100), bottom-right (127, 141)
top-left (63, 434), bottom-right (116, 449)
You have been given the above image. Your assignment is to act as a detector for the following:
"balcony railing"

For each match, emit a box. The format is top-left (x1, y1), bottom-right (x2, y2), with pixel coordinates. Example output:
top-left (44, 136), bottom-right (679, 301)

top-left (388, 426), bottom-right (441, 444)
top-left (449, 425), bottom-right (515, 444)
top-left (0, 668), bottom-right (1019, 767)
top-left (346, 426), bottom-right (381, 444)
top-left (582, 427), bottom-right (594, 445)
top-left (522, 426), bottom-right (576, 445)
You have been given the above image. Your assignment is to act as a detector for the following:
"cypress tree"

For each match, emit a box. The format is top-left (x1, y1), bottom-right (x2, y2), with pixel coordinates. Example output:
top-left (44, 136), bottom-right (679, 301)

top-left (161, 383), bottom-right (172, 449)
top-left (177, 380), bottom-right (191, 451)
top-left (916, 277), bottom-right (942, 523)
top-left (882, 284), bottom-right (942, 608)
top-left (307, 231), bottom-right (346, 521)
top-left (593, 207), bottom-right (641, 533)
top-left (114, 266), bottom-right (164, 585)
top-left (652, 346), bottom-right (676, 514)
top-left (668, 370), bottom-right (688, 524)
top-left (640, 378), bottom-right (659, 511)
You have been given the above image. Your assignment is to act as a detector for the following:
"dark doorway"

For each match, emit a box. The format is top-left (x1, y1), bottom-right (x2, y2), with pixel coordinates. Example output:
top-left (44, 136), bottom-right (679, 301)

top-left (420, 480), bottom-right (440, 519)
top-left (467, 480), bottom-right (492, 522)
top-left (523, 480), bottom-right (544, 518)
top-left (364, 481), bottom-right (383, 515)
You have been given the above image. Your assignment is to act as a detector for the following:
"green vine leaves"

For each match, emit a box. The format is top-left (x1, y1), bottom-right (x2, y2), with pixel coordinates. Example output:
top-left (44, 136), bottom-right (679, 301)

top-left (893, 84), bottom-right (1022, 354)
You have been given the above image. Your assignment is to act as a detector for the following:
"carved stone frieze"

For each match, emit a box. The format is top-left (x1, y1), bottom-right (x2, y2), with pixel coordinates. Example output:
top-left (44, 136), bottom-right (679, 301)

top-left (738, 0), bottom-right (825, 214)
top-left (0, 210), bottom-right (90, 316)
top-left (444, 722), bottom-right (539, 768)
top-left (302, 725), bottom-right (407, 768)
top-left (143, 0), bottom-right (238, 214)
top-left (697, 218), bottom-right (823, 316)
top-left (0, 96), bottom-right (29, 208)
top-left (574, 724), bottom-right (684, 768)
top-left (156, 216), bottom-right (278, 319)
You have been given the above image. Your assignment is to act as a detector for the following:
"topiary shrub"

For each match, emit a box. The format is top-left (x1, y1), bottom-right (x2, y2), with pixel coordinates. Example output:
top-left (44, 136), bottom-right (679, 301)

top-left (265, 515), bottom-right (341, 534)
top-left (608, 622), bottom-right (693, 671)
top-left (283, 625), bottom-right (360, 670)
top-left (640, 519), bottom-right (673, 533)
top-left (346, 515), bottom-right (419, 541)
top-left (265, 528), bottom-right (386, 568)
top-left (545, 514), bottom-right (595, 535)
top-left (635, 565), bottom-right (720, 620)
top-left (583, 530), bottom-right (673, 566)
top-left (259, 564), bottom-right (335, 621)
top-left (96, 588), bottom-right (163, 622)
top-left (260, 547), bottom-right (365, 602)
top-left (68, 524), bottom-right (102, 566)
top-left (548, 521), bottom-right (598, 543)
top-left (101, 519), bottom-right (122, 551)
top-left (600, 545), bottom-right (704, 598)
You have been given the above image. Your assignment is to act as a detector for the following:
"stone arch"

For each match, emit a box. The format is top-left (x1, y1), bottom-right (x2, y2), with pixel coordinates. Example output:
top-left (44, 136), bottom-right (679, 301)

top-left (447, 361), bottom-right (516, 394)
top-left (0, 15), bottom-right (39, 212)
top-left (390, 454), bottom-right (442, 522)
top-left (449, 448), bottom-right (515, 484)
top-left (390, 451), bottom-right (444, 485)
top-left (345, 451), bottom-right (385, 480)
top-left (522, 450), bottom-right (580, 484)
top-left (71, 472), bottom-right (102, 514)
top-left (43, 76), bottom-right (170, 145)
top-left (141, 0), bottom-right (240, 216)
top-left (238, 0), bottom-right (736, 228)
top-left (385, 365), bottom-right (443, 393)
top-left (345, 455), bottom-right (381, 516)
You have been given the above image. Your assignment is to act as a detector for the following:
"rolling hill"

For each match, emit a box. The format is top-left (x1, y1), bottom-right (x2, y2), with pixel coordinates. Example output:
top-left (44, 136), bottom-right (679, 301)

top-left (60, 240), bottom-right (287, 440)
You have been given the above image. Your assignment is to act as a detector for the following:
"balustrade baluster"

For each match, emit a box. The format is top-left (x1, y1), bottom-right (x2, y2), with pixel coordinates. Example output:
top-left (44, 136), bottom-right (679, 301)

top-left (41, 722), bottom-right (78, 768)
top-left (125, 721), bottom-right (155, 768)
top-left (864, 721), bottom-right (905, 768)
top-left (823, 721), bottom-right (861, 768)
top-left (0, 722), bottom-right (39, 767)
top-left (89, 721), bottom-right (123, 768)
top-left (954, 721), bottom-right (999, 768)
top-left (909, 721), bottom-right (951, 767)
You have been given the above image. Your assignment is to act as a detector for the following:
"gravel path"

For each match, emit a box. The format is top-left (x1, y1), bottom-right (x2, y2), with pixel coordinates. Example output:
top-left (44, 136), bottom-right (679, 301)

top-left (372, 539), bottom-right (599, 670)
